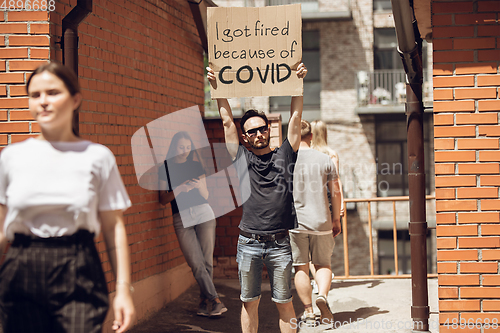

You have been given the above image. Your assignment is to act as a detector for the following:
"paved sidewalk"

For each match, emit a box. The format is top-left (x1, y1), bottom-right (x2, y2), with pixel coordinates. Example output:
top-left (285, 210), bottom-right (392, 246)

top-left (128, 278), bottom-right (438, 333)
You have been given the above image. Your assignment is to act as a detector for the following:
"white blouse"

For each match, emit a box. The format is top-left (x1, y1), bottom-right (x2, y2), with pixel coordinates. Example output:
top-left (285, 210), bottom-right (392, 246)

top-left (0, 138), bottom-right (132, 240)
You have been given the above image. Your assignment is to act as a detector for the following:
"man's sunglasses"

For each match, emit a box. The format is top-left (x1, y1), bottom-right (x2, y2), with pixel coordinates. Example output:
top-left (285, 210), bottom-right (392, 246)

top-left (245, 125), bottom-right (269, 137)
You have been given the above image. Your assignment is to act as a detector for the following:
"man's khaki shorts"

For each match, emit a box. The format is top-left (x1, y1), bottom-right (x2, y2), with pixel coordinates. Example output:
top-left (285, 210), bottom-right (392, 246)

top-left (290, 232), bottom-right (335, 267)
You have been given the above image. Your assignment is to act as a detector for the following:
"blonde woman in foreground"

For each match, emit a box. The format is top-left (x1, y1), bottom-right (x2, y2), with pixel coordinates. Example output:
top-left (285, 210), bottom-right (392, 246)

top-left (0, 62), bottom-right (135, 333)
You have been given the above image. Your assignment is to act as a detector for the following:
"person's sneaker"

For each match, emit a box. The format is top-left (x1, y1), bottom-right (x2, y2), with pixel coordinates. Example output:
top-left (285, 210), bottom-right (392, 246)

top-left (315, 295), bottom-right (334, 324)
top-left (301, 311), bottom-right (317, 327)
top-left (197, 300), bottom-right (209, 317)
top-left (209, 300), bottom-right (227, 317)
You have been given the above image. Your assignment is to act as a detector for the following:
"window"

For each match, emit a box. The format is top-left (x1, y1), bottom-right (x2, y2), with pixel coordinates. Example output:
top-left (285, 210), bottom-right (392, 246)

top-left (270, 30), bottom-right (320, 112)
top-left (375, 113), bottom-right (432, 197)
top-left (266, 0), bottom-right (319, 12)
top-left (374, 29), bottom-right (402, 71)
top-left (374, 28), bottom-right (428, 71)
top-left (378, 230), bottom-right (435, 275)
top-left (373, 0), bottom-right (392, 11)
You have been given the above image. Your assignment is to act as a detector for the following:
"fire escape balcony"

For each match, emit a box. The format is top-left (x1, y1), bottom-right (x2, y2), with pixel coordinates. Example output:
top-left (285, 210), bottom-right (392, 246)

top-left (355, 69), bottom-right (433, 113)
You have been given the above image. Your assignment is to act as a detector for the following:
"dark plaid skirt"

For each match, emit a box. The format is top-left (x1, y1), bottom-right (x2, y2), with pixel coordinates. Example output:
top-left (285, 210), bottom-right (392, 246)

top-left (0, 230), bottom-right (109, 333)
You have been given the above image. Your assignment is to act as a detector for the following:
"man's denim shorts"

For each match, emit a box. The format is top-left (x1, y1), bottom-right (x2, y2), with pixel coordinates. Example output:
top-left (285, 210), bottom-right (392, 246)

top-left (236, 233), bottom-right (293, 304)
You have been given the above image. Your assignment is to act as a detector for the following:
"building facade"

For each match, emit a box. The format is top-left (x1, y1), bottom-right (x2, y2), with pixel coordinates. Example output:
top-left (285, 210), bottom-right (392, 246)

top-left (211, 0), bottom-right (437, 277)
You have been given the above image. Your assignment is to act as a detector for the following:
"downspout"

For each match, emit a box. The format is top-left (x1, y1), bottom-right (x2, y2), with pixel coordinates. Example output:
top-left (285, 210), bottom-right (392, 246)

top-left (390, 0), bottom-right (430, 332)
top-left (61, 0), bottom-right (93, 136)
top-left (188, 0), bottom-right (209, 53)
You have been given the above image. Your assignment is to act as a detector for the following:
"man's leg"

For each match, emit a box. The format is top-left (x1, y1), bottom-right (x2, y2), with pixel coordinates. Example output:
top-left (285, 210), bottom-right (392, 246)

top-left (266, 236), bottom-right (296, 332)
top-left (314, 265), bottom-right (333, 297)
top-left (294, 264), bottom-right (314, 316)
top-left (290, 233), bottom-right (314, 319)
top-left (236, 234), bottom-right (263, 333)
top-left (276, 301), bottom-right (297, 333)
top-left (241, 299), bottom-right (259, 333)
top-left (310, 234), bottom-right (336, 324)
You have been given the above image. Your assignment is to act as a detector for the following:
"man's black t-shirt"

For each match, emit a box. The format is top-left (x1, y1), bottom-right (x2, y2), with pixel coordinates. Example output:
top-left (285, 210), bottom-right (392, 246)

top-left (159, 159), bottom-right (208, 215)
top-left (236, 138), bottom-right (298, 235)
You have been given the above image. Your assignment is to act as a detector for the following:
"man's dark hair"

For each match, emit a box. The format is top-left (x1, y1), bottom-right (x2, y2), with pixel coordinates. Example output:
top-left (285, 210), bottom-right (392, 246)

top-left (240, 109), bottom-right (269, 134)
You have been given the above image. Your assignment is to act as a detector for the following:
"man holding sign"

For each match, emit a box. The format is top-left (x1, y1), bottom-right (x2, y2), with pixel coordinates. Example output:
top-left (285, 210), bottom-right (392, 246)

top-left (207, 5), bottom-right (306, 332)
top-left (208, 62), bottom-right (306, 333)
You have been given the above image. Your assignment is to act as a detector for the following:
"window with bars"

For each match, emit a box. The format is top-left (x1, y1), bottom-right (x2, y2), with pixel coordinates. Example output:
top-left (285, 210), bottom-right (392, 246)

top-left (378, 230), bottom-right (435, 275)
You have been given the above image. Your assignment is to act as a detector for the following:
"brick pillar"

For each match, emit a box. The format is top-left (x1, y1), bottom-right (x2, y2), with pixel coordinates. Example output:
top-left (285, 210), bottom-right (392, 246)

top-left (433, 0), bottom-right (500, 331)
top-left (0, 10), bottom-right (50, 147)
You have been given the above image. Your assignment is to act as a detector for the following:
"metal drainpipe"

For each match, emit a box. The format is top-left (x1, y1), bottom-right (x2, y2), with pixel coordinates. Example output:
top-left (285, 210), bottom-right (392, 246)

top-left (61, 0), bottom-right (93, 136)
top-left (390, 0), bottom-right (430, 332)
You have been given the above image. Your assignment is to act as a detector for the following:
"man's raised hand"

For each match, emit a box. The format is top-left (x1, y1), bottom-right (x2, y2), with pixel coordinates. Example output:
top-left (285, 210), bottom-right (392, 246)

top-left (296, 63), bottom-right (307, 79)
top-left (206, 67), bottom-right (217, 89)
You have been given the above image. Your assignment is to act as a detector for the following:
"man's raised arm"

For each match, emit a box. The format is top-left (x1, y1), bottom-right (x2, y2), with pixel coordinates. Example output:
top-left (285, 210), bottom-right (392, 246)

top-left (288, 63), bottom-right (308, 152)
top-left (207, 67), bottom-right (240, 159)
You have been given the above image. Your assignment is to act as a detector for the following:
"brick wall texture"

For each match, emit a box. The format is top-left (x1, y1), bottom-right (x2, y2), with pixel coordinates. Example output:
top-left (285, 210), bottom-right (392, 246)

top-left (1, 0), bottom-right (205, 293)
top-left (0, 10), bottom-right (50, 144)
top-left (433, 0), bottom-right (500, 330)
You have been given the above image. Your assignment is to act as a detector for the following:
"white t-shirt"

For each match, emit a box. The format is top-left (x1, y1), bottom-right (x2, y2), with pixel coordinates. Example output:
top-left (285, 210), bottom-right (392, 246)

top-left (291, 147), bottom-right (337, 235)
top-left (0, 138), bottom-right (132, 240)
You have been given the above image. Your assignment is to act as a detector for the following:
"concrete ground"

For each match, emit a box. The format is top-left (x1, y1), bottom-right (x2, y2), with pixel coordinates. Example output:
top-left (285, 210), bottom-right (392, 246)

top-left (128, 277), bottom-right (439, 333)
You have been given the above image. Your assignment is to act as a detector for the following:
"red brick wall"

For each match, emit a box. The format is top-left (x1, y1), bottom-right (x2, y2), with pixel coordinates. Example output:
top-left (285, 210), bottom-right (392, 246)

top-left (71, 0), bottom-right (205, 287)
top-left (2, 0), bottom-right (205, 292)
top-left (0, 10), bottom-right (50, 144)
top-left (433, 0), bottom-right (500, 330)
top-left (204, 118), bottom-right (243, 260)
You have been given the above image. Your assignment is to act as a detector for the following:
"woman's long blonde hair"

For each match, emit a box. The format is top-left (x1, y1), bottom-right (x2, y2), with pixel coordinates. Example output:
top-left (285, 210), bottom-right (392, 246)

top-left (311, 120), bottom-right (344, 213)
top-left (311, 120), bottom-right (334, 156)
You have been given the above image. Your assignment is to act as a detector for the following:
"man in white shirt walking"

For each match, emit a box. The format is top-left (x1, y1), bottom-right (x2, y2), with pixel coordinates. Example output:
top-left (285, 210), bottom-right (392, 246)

top-left (290, 120), bottom-right (341, 326)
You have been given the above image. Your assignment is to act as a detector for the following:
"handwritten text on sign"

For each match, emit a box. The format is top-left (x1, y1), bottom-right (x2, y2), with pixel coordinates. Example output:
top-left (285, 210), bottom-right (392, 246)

top-left (208, 5), bottom-right (302, 98)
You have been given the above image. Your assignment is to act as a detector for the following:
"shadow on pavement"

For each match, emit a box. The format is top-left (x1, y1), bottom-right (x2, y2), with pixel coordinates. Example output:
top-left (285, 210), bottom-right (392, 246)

top-left (330, 280), bottom-right (383, 290)
top-left (128, 279), bottom-right (392, 333)
top-left (128, 280), bottom-right (305, 333)
top-left (332, 306), bottom-right (390, 325)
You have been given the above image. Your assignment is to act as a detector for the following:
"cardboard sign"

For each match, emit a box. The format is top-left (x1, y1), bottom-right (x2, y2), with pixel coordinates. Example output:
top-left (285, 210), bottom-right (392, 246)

top-left (208, 4), bottom-right (302, 98)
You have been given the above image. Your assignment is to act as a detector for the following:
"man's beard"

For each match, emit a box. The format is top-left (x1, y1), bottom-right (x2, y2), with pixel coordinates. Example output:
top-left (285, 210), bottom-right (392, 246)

top-left (249, 137), bottom-right (269, 150)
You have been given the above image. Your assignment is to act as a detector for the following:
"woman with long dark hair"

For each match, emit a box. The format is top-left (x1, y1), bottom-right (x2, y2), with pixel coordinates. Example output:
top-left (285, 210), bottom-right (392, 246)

top-left (159, 131), bottom-right (226, 317)
top-left (0, 62), bottom-right (135, 333)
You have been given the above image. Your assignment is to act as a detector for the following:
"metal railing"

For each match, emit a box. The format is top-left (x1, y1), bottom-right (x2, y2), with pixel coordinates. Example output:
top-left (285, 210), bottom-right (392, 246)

top-left (266, 0), bottom-right (318, 5)
top-left (356, 69), bottom-right (431, 107)
top-left (337, 195), bottom-right (437, 279)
